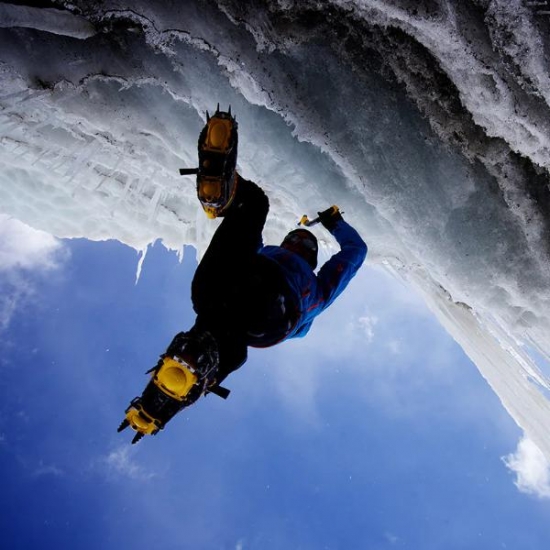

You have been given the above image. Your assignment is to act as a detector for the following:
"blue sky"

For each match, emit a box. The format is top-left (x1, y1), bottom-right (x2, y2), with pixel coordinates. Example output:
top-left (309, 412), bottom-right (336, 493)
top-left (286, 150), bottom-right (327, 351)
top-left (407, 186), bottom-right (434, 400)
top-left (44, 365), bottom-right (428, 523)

top-left (1, 222), bottom-right (550, 550)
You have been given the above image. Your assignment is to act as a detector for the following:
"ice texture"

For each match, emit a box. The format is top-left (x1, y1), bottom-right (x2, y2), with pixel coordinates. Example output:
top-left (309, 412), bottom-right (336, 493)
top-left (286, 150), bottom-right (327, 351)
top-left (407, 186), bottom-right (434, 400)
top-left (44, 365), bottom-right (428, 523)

top-left (1, 1), bottom-right (550, 458)
top-left (0, 3), bottom-right (96, 39)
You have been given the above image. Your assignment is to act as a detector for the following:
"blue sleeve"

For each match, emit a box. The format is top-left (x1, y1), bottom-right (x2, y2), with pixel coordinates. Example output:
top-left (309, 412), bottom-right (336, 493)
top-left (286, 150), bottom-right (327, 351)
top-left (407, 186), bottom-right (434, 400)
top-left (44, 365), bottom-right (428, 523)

top-left (316, 219), bottom-right (367, 310)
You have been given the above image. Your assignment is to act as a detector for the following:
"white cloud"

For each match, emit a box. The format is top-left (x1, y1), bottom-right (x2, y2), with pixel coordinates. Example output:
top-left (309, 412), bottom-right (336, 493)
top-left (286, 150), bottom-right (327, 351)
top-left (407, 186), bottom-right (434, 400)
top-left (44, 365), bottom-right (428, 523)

top-left (0, 275), bottom-right (34, 331)
top-left (0, 215), bottom-right (67, 331)
top-left (384, 532), bottom-right (400, 544)
top-left (0, 214), bottom-right (64, 272)
top-left (386, 339), bottom-right (402, 355)
top-left (357, 315), bottom-right (378, 343)
top-left (102, 445), bottom-right (157, 481)
top-left (32, 461), bottom-right (65, 478)
top-left (257, 344), bottom-right (323, 427)
top-left (502, 436), bottom-right (550, 499)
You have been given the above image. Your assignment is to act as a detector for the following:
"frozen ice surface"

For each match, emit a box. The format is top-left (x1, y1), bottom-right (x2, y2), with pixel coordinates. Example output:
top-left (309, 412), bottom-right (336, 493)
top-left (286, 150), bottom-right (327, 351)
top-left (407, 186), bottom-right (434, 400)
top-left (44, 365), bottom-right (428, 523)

top-left (0, 3), bottom-right (96, 39)
top-left (1, 1), bottom-right (550, 458)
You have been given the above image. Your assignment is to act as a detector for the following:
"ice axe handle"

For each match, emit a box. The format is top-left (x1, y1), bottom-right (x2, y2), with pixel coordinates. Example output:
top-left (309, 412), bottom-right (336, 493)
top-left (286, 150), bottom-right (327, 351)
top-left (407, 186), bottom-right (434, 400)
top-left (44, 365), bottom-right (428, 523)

top-left (298, 215), bottom-right (319, 227)
top-left (298, 205), bottom-right (341, 227)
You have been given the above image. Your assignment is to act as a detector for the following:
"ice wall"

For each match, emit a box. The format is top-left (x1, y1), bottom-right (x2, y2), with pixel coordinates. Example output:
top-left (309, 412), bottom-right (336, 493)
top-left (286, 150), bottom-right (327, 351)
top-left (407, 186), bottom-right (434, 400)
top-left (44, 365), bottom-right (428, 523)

top-left (1, 1), bottom-right (550, 458)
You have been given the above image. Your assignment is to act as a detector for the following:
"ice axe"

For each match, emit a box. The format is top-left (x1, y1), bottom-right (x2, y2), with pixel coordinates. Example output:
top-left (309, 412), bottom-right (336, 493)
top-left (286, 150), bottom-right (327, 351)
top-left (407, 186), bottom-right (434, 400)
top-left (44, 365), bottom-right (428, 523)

top-left (298, 205), bottom-right (341, 227)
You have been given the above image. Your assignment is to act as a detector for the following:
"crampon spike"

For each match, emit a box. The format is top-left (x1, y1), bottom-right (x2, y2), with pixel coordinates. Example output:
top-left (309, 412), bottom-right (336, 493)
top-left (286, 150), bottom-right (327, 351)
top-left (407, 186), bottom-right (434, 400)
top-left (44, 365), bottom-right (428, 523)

top-left (216, 102), bottom-right (220, 113)
top-left (132, 432), bottom-right (145, 445)
top-left (206, 110), bottom-right (210, 122)
top-left (228, 105), bottom-right (231, 116)
top-left (117, 419), bottom-right (130, 433)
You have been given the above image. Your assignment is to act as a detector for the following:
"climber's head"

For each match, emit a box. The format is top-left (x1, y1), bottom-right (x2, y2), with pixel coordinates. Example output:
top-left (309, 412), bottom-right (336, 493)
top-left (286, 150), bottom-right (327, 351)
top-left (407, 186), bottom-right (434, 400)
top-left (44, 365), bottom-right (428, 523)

top-left (281, 228), bottom-right (319, 270)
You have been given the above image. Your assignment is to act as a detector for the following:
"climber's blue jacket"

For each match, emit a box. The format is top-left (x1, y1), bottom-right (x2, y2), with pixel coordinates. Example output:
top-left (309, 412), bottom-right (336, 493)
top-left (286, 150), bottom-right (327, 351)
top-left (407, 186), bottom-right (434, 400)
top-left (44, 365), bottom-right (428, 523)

top-left (253, 219), bottom-right (368, 346)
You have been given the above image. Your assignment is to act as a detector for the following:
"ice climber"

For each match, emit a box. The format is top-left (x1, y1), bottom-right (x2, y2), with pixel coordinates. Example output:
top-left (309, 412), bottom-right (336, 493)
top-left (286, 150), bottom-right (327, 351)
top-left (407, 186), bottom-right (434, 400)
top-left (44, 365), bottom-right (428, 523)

top-left (118, 107), bottom-right (367, 442)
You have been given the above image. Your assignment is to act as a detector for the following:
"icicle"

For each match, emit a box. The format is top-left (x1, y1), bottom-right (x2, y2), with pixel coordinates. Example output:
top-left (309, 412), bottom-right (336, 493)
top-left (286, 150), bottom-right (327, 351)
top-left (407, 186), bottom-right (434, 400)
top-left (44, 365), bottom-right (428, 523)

top-left (147, 187), bottom-right (163, 222)
top-left (94, 155), bottom-right (123, 191)
top-left (20, 89), bottom-right (50, 104)
top-left (31, 148), bottom-right (50, 166)
top-left (63, 141), bottom-right (101, 182)
top-left (135, 244), bottom-right (149, 285)
top-left (121, 177), bottom-right (136, 201)
top-left (15, 143), bottom-right (30, 160)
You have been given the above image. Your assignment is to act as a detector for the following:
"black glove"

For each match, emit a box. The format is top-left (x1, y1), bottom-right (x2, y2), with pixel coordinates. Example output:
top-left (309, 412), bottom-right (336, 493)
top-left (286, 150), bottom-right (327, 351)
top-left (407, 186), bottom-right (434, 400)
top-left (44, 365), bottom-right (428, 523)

top-left (317, 205), bottom-right (343, 231)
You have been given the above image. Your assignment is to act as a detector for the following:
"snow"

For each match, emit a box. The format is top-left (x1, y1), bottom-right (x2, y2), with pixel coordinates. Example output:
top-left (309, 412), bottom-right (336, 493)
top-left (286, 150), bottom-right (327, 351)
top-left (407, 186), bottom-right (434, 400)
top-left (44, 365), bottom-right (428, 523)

top-left (1, 0), bottom-right (550, 464)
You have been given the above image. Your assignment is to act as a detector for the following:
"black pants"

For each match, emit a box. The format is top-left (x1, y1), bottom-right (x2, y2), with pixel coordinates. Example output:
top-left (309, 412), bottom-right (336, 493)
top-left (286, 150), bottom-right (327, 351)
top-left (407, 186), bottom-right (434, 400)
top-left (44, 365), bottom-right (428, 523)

top-left (191, 177), bottom-right (274, 378)
top-left (192, 176), bottom-right (269, 319)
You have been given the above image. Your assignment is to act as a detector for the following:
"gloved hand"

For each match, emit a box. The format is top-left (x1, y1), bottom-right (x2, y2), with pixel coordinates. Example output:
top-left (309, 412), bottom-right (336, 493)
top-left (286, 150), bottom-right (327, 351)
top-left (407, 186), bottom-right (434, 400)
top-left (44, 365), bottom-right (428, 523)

top-left (317, 205), bottom-right (343, 231)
